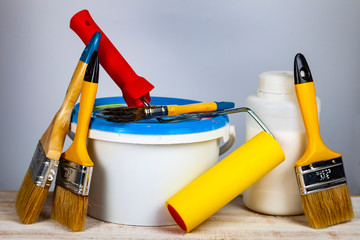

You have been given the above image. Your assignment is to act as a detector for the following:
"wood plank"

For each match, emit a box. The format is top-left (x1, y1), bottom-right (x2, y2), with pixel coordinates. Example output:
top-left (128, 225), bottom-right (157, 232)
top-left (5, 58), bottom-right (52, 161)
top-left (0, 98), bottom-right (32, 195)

top-left (1, 191), bottom-right (359, 239)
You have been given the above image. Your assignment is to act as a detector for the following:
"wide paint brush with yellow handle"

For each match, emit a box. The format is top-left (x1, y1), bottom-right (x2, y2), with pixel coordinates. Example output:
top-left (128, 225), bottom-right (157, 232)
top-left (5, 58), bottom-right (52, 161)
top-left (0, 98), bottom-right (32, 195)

top-left (294, 53), bottom-right (353, 229)
top-left (51, 51), bottom-right (99, 231)
top-left (15, 32), bottom-right (101, 224)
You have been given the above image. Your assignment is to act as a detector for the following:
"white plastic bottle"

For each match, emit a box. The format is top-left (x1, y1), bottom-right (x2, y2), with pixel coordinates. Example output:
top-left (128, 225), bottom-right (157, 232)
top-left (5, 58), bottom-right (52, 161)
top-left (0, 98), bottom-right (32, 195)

top-left (243, 71), bottom-right (320, 216)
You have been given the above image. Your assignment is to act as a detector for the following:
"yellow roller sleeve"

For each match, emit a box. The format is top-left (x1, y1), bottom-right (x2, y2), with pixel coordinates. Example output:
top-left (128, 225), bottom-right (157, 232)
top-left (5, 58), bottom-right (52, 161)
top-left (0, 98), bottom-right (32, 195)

top-left (166, 131), bottom-right (285, 232)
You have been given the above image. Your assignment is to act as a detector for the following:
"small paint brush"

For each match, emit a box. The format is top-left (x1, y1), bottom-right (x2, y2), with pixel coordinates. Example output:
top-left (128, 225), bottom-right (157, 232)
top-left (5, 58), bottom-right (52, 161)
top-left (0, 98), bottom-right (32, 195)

top-left (293, 53), bottom-right (353, 229)
top-left (15, 32), bottom-right (100, 224)
top-left (99, 101), bottom-right (235, 123)
top-left (51, 51), bottom-right (99, 231)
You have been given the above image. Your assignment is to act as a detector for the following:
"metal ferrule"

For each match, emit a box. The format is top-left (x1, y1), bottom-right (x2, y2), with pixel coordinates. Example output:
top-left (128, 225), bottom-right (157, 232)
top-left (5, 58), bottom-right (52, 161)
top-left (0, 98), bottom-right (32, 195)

top-left (29, 141), bottom-right (59, 188)
top-left (56, 158), bottom-right (93, 196)
top-left (144, 106), bottom-right (169, 118)
top-left (295, 157), bottom-right (347, 195)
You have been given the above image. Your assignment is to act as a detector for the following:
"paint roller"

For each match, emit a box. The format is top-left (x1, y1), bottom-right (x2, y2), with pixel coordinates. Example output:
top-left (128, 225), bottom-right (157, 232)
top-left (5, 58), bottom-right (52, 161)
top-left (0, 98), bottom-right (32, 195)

top-left (165, 108), bottom-right (285, 232)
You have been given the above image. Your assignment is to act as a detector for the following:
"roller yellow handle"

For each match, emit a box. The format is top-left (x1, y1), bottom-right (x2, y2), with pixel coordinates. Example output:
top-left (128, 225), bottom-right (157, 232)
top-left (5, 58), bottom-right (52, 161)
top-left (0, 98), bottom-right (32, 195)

top-left (294, 82), bottom-right (341, 166)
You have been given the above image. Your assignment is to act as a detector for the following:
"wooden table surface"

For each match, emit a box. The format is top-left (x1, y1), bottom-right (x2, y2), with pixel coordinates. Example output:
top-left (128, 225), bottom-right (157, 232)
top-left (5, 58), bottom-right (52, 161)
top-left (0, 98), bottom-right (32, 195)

top-left (0, 191), bottom-right (359, 239)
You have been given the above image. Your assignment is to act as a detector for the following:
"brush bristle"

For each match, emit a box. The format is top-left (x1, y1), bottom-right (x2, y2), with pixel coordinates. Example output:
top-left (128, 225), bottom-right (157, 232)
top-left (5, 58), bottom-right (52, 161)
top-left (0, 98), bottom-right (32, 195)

top-left (51, 185), bottom-right (88, 231)
top-left (15, 169), bottom-right (49, 224)
top-left (101, 107), bottom-right (146, 123)
top-left (301, 184), bottom-right (354, 229)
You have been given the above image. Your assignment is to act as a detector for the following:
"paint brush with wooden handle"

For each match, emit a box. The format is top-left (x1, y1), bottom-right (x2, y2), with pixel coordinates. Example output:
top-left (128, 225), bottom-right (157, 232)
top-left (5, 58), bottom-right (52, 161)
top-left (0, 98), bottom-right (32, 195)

top-left (15, 32), bottom-right (101, 224)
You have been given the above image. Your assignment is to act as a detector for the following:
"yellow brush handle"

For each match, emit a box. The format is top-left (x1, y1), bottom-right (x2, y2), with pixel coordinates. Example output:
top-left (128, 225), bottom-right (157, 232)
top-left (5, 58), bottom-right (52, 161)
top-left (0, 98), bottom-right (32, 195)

top-left (294, 82), bottom-right (341, 167)
top-left (167, 102), bottom-right (218, 116)
top-left (41, 61), bottom-right (87, 160)
top-left (62, 80), bottom-right (98, 167)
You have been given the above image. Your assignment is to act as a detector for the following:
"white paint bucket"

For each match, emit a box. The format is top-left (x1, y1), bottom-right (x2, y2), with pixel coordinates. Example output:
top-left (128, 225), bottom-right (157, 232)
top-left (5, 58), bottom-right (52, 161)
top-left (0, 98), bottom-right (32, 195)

top-left (69, 97), bottom-right (235, 226)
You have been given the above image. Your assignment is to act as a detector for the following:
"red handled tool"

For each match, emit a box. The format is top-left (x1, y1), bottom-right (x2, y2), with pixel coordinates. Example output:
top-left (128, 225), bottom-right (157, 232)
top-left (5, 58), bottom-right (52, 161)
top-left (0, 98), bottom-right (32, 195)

top-left (70, 9), bottom-right (154, 107)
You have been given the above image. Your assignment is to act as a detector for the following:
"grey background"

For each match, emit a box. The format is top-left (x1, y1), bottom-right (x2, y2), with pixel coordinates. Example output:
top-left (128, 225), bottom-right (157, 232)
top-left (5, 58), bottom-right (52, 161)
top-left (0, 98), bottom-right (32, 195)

top-left (0, 0), bottom-right (359, 194)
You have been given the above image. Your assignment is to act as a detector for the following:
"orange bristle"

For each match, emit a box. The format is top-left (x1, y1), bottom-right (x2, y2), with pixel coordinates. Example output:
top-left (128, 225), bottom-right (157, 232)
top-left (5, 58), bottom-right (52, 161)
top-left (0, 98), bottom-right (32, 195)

top-left (15, 169), bottom-right (49, 224)
top-left (301, 185), bottom-right (354, 229)
top-left (51, 185), bottom-right (88, 231)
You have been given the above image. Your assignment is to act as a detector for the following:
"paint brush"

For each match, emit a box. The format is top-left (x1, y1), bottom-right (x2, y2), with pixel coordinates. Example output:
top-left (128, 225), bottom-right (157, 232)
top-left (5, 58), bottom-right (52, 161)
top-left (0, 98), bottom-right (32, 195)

top-left (15, 32), bottom-right (101, 224)
top-left (293, 53), bottom-right (353, 229)
top-left (51, 51), bottom-right (99, 231)
top-left (98, 101), bottom-right (235, 123)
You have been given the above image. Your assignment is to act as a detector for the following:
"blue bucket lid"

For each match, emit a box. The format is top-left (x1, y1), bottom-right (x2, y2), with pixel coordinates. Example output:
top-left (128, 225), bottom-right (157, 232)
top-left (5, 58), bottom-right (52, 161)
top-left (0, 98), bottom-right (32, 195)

top-left (71, 96), bottom-right (229, 135)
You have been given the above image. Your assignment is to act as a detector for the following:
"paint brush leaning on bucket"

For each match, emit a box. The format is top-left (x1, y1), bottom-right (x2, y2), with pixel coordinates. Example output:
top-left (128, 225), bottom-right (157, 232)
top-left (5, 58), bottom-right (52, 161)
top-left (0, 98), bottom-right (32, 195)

top-left (51, 51), bottom-right (99, 231)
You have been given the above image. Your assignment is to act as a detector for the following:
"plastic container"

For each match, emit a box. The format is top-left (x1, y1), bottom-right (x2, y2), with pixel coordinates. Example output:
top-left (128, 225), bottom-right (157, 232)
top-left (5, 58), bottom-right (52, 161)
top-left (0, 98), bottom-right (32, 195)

top-left (69, 96), bottom-right (235, 226)
top-left (243, 71), bottom-right (320, 216)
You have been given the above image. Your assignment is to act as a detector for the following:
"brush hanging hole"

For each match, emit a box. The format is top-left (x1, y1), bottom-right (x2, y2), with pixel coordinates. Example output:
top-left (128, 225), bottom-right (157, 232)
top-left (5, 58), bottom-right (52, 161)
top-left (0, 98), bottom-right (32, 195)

top-left (300, 67), bottom-right (310, 80)
top-left (300, 69), bottom-right (306, 78)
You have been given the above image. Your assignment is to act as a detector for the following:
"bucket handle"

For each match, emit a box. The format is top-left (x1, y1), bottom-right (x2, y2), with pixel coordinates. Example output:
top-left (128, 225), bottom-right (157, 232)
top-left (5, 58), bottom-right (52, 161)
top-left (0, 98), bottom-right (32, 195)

top-left (160, 107), bottom-right (274, 138)
top-left (156, 107), bottom-right (273, 155)
top-left (219, 125), bottom-right (235, 156)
